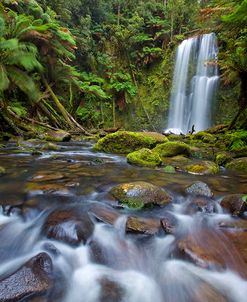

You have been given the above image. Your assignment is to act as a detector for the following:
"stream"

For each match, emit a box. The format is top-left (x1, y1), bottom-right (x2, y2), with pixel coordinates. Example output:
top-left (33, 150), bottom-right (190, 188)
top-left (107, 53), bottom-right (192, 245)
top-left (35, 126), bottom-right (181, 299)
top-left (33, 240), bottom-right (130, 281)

top-left (0, 140), bottom-right (247, 302)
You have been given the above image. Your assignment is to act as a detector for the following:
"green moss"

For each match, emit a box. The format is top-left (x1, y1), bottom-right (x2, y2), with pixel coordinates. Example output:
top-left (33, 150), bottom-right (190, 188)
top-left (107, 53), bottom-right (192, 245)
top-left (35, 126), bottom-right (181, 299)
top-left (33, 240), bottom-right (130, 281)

top-left (225, 157), bottom-right (247, 173)
top-left (163, 165), bottom-right (176, 173)
top-left (193, 131), bottom-right (216, 143)
top-left (127, 148), bottom-right (162, 168)
top-left (153, 141), bottom-right (191, 158)
top-left (121, 197), bottom-right (145, 209)
top-left (215, 152), bottom-right (232, 166)
top-left (41, 142), bottom-right (60, 151)
top-left (94, 131), bottom-right (158, 154)
top-left (185, 161), bottom-right (220, 175)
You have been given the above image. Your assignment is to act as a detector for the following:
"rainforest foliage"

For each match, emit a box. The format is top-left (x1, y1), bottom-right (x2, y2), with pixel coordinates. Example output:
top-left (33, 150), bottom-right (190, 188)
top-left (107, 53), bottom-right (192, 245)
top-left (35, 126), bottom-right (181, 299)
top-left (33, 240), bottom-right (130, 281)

top-left (0, 0), bottom-right (246, 135)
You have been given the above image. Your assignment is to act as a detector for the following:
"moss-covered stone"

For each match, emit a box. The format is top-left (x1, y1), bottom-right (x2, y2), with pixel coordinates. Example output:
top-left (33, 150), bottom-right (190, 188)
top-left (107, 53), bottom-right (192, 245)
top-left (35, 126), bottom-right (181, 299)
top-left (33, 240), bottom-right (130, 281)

top-left (193, 131), bottom-right (216, 144)
top-left (185, 161), bottom-right (220, 175)
top-left (41, 142), bottom-right (60, 151)
top-left (153, 141), bottom-right (191, 158)
top-left (215, 152), bottom-right (232, 166)
top-left (225, 157), bottom-right (247, 173)
top-left (94, 131), bottom-right (159, 154)
top-left (127, 148), bottom-right (162, 168)
top-left (110, 181), bottom-right (172, 209)
top-left (163, 165), bottom-right (176, 173)
top-left (41, 130), bottom-right (71, 142)
top-left (0, 166), bottom-right (6, 176)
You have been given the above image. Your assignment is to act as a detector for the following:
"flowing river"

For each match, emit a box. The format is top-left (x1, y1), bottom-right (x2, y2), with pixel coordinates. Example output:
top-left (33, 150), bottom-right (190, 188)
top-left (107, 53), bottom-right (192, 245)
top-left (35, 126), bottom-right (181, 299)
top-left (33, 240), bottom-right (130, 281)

top-left (0, 140), bottom-right (247, 302)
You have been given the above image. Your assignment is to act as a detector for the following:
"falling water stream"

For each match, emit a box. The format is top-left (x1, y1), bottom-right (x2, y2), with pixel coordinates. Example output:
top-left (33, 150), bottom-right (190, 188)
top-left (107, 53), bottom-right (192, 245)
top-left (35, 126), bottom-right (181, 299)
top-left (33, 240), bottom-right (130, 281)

top-left (167, 33), bottom-right (219, 134)
top-left (0, 141), bottom-right (247, 301)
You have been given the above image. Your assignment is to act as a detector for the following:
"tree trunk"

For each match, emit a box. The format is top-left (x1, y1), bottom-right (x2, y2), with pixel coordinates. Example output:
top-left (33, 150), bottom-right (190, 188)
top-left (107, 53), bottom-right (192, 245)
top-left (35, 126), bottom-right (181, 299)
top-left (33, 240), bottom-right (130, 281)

top-left (229, 71), bottom-right (247, 130)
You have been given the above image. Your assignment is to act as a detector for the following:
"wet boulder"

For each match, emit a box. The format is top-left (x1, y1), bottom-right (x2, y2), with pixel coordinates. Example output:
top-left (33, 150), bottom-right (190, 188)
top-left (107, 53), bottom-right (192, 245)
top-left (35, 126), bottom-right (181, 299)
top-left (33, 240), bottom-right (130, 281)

top-left (127, 148), bottom-right (162, 168)
top-left (126, 216), bottom-right (161, 235)
top-left (42, 208), bottom-right (94, 245)
top-left (42, 130), bottom-right (71, 142)
top-left (153, 141), bottom-right (191, 159)
top-left (225, 157), bottom-right (247, 173)
top-left (110, 181), bottom-right (172, 209)
top-left (185, 181), bottom-right (213, 198)
top-left (185, 161), bottom-right (219, 175)
top-left (220, 194), bottom-right (247, 216)
top-left (90, 205), bottom-right (121, 225)
top-left (94, 131), bottom-right (163, 154)
top-left (0, 253), bottom-right (53, 302)
top-left (99, 278), bottom-right (124, 302)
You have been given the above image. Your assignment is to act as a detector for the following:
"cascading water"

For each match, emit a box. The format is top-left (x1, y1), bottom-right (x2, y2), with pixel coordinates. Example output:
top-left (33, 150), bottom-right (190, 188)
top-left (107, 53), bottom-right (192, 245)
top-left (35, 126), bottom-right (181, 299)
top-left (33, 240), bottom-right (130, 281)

top-left (166, 33), bottom-right (219, 134)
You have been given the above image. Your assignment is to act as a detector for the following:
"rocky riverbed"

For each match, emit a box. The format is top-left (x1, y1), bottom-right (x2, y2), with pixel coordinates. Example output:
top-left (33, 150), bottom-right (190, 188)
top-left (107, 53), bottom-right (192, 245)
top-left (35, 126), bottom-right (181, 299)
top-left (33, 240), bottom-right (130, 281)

top-left (0, 136), bottom-right (247, 302)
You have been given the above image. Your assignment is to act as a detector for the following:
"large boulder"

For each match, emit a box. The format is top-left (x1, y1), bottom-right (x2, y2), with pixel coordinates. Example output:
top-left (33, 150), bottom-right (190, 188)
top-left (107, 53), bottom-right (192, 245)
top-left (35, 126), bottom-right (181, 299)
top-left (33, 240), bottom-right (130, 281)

top-left (225, 157), bottom-right (247, 173)
top-left (127, 148), bottom-right (162, 168)
top-left (110, 181), bottom-right (172, 209)
top-left (220, 194), bottom-right (247, 216)
top-left (185, 181), bottom-right (213, 198)
top-left (94, 131), bottom-right (165, 154)
top-left (42, 208), bottom-right (94, 245)
top-left (153, 141), bottom-right (191, 159)
top-left (0, 253), bottom-right (53, 302)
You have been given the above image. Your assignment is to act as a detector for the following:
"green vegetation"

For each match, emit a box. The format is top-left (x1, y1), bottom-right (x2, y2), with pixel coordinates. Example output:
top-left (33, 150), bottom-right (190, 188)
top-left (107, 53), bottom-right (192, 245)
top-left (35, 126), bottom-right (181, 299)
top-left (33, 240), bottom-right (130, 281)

top-left (0, 0), bottom-right (246, 137)
top-left (127, 148), bottom-right (162, 168)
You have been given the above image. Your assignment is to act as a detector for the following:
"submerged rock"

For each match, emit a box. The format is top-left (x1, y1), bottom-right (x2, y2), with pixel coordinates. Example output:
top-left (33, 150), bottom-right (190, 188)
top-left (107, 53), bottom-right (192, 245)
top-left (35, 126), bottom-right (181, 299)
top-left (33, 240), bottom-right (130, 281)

top-left (225, 157), bottom-right (247, 173)
top-left (0, 253), bottom-right (53, 302)
top-left (94, 131), bottom-right (162, 154)
top-left (127, 148), bottom-right (162, 168)
top-left (110, 181), bottom-right (172, 209)
top-left (43, 208), bottom-right (94, 245)
top-left (154, 141), bottom-right (191, 158)
top-left (185, 161), bottom-right (219, 175)
top-left (220, 194), bottom-right (247, 216)
top-left (185, 181), bottom-right (213, 198)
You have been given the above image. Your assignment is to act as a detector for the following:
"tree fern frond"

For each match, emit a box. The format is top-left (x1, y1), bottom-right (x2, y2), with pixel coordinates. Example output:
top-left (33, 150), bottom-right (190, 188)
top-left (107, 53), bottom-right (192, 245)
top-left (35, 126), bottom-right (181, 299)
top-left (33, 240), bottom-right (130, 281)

top-left (7, 66), bottom-right (41, 101)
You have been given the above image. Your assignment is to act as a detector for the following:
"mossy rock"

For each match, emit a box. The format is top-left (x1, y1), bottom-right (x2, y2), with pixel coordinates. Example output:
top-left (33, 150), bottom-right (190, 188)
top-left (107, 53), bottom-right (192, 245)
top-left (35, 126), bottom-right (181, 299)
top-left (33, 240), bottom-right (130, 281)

top-left (153, 141), bottom-right (191, 158)
top-left (110, 181), bottom-right (172, 209)
top-left (215, 152), bottom-right (232, 166)
top-left (162, 155), bottom-right (193, 169)
top-left (163, 165), bottom-right (176, 173)
top-left (0, 166), bottom-right (6, 176)
top-left (41, 142), bottom-right (60, 151)
top-left (185, 161), bottom-right (220, 175)
top-left (225, 157), bottom-right (247, 173)
top-left (42, 130), bottom-right (71, 142)
top-left (193, 131), bottom-right (216, 144)
top-left (127, 148), bottom-right (162, 168)
top-left (94, 131), bottom-right (159, 154)
top-left (220, 194), bottom-right (247, 216)
top-left (139, 132), bottom-right (168, 143)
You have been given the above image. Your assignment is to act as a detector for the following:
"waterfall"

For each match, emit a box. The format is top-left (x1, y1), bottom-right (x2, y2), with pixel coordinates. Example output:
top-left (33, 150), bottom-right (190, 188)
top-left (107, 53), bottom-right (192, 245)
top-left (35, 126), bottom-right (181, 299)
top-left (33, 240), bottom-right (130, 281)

top-left (166, 33), bottom-right (219, 134)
